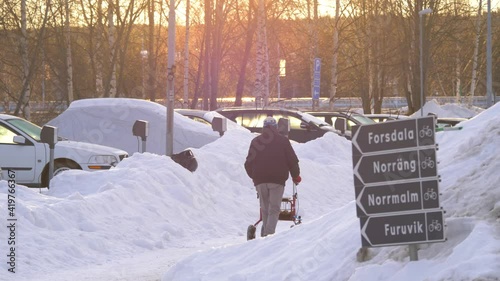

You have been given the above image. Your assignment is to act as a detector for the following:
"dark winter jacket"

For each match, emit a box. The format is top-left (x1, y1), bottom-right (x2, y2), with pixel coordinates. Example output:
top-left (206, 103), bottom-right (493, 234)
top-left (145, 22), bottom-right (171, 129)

top-left (244, 126), bottom-right (300, 186)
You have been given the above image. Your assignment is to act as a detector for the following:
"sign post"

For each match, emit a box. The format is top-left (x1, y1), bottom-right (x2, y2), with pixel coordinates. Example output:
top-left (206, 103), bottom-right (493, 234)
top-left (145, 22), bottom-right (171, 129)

top-left (40, 125), bottom-right (58, 188)
top-left (351, 116), bottom-right (445, 261)
top-left (312, 58), bottom-right (321, 110)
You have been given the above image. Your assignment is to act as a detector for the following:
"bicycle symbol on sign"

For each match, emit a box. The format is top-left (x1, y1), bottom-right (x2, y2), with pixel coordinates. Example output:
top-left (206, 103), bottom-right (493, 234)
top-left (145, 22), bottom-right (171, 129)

top-left (421, 157), bottom-right (435, 169)
top-left (428, 219), bottom-right (442, 232)
top-left (419, 125), bottom-right (433, 138)
top-left (423, 188), bottom-right (438, 201)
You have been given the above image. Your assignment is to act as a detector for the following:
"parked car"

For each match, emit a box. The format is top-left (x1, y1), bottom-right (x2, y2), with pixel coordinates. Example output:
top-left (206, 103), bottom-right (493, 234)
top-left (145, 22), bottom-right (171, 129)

top-left (175, 109), bottom-right (244, 130)
top-left (436, 117), bottom-right (468, 128)
top-left (0, 114), bottom-right (128, 187)
top-left (306, 111), bottom-right (376, 139)
top-left (175, 109), bottom-right (213, 126)
top-left (216, 107), bottom-right (342, 143)
top-left (47, 98), bottom-right (222, 156)
top-left (364, 113), bottom-right (410, 123)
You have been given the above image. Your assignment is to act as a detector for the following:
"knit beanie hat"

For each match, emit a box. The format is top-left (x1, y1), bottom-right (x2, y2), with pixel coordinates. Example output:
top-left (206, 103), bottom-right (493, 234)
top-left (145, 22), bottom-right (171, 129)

top-left (263, 116), bottom-right (277, 128)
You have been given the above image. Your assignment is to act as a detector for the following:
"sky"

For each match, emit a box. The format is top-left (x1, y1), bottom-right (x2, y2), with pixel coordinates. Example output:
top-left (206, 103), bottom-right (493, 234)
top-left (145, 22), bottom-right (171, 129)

top-left (0, 99), bottom-right (499, 281)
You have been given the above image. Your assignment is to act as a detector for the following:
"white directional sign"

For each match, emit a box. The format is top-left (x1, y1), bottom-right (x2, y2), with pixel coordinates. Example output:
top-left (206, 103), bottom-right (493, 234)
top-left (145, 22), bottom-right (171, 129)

top-left (352, 116), bottom-right (445, 248)
top-left (353, 148), bottom-right (437, 185)
top-left (355, 180), bottom-right (440, 217)
top-left (352, 116), bottom-right (435, 155)
top-left (360, 210), bottom-right (445, 247)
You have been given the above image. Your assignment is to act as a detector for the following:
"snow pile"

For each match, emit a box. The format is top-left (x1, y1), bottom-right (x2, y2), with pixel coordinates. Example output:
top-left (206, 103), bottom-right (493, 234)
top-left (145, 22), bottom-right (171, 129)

top-left (0, 99), bottom-right (498, 281)
top-left (410, 99), bottom-right (484, 118)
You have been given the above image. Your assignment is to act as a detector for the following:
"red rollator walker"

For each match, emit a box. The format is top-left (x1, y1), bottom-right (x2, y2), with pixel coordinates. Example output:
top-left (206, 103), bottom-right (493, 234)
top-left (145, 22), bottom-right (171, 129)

top-left (247, 183), bottom-right (302, 240)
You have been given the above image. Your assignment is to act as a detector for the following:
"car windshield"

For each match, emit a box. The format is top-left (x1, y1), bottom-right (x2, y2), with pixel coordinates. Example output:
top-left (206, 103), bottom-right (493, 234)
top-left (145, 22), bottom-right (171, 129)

top-left (298, 112), bottom-right (331, 127)
top-left (351, 114), bottom-right (377, 125)
top-left (6, 118), bottom-right (42, 141)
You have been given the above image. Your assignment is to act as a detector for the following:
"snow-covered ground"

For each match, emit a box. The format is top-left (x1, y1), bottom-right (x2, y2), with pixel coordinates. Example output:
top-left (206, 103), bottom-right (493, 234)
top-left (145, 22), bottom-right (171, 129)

top-left (0, 101), bottom-right (499, 281)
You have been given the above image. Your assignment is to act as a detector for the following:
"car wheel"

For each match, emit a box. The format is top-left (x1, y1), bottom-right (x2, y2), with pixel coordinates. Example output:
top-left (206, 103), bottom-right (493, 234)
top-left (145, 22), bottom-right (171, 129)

top-left (53, 160), bottom-right (80, 177)
top-left (41, 159), bottom-right (81, 187)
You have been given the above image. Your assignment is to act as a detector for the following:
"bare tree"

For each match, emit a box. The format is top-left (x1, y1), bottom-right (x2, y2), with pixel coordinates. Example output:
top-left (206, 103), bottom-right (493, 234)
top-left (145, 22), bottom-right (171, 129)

top-left (146, 0), bottom-right (156, 101)
top-left (11, 0), bottom-right (51, 119)
top-left (203, 0), bottom-right (212, 110)
top-left (254, 0), bottom-right (269, 106)
top-left (107, 0), bottom-right (117, 97)
top-left (183, 0), bottom-right (191, 107)
top-left (329, 0), bottom-right (340, 110)
top-left (65, 0), bottom-right (74, 105)
top-left (234, 0), bottom-right (256, 106)
top-left (469, 0), bottom-right (483, 104)
top-left (17, 0), bottom-right (32, 118)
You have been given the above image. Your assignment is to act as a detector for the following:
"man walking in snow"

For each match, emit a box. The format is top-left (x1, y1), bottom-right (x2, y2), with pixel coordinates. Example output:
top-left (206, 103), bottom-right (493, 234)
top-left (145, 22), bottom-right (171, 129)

top-left (244, 116), bottom-right (301, 237)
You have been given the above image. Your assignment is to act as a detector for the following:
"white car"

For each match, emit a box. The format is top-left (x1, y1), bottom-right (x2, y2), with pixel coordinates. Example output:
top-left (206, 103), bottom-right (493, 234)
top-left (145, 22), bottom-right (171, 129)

top-left (0, 113), bottom-right (128, 187)
top-left (47, 98), bottom-right (222, 155)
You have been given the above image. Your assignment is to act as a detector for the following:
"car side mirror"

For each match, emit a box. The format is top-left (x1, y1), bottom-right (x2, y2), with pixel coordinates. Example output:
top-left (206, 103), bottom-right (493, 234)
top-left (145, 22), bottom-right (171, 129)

top-left (334, 118), bottom-right (346, 134)
top-left (13, 135), bottom-right (26, 144)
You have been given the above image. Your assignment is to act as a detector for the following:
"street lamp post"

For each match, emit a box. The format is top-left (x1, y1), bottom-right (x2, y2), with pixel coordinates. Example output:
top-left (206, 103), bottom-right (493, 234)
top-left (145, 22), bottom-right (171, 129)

top-left (419, 8), bottom-right (432, 117)
top-left (411, 8), bottom-right (433, 262)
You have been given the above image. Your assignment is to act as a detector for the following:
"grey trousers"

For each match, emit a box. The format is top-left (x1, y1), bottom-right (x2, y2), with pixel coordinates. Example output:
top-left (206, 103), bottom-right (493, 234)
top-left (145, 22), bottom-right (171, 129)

top-left (256, 183), bottom-right (285, 237)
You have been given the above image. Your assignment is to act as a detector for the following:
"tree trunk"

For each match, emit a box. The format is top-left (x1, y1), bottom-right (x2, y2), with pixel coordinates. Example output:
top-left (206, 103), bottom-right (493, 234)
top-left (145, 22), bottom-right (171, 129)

top-left (360, 0), bottom-right (371, 114)
top-left (14, 0), bottom-right (50, 118)
top-left (108, 0), bottom-right (117, 97)
top-left (235, 1), bottom-right (256, 107)
top-left (148, 0), bottom-right (156, 101)
top-left (469, 0), bottom-right (483, 105)
top-left (65, 0), bottom-right (74, 105)
top-left (115, 0), bottom-right (139, 98)
top-left (209, 0), bottom-right (224, 111)
top-left (254, 0), bottom-right (268, 107)
top-left (183, 0), bottom-right (190, 107)
top-left (455, 42), bottom-right (461, 103)
top-left (203, 0), bottom-right (212, 110)
top-left (95, 0), bottom-right (105, 98)
top-left (373, 14), bottom-right (385, 114)
top-left (329, 0), bottom-right (340, 110)
top-left (309, 0), bottom-right (319, 110)
top-left (190, 39), bottom-right (205, 109)
top-left (16, 0), bottom-right (31, 119)
top-left (407, 0), bottom-right (421, 115)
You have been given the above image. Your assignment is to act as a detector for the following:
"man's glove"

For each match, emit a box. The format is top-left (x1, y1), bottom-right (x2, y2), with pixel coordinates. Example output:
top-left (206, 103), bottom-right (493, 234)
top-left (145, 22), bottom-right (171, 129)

top-left (293, 176), bottom-right (301, 185)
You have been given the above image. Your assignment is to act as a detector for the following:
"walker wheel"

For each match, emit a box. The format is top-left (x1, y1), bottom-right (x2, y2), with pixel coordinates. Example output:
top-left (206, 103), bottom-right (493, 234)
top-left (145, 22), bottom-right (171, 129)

top-left (247, 225), bottom-right (256, 241)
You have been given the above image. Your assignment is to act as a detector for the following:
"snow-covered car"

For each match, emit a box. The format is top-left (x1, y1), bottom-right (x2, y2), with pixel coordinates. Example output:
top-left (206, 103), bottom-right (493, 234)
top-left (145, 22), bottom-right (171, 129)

top-left (47, 98), bottom-right (223, 155)
top-left (0, 113), bottom-right (128, 187)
